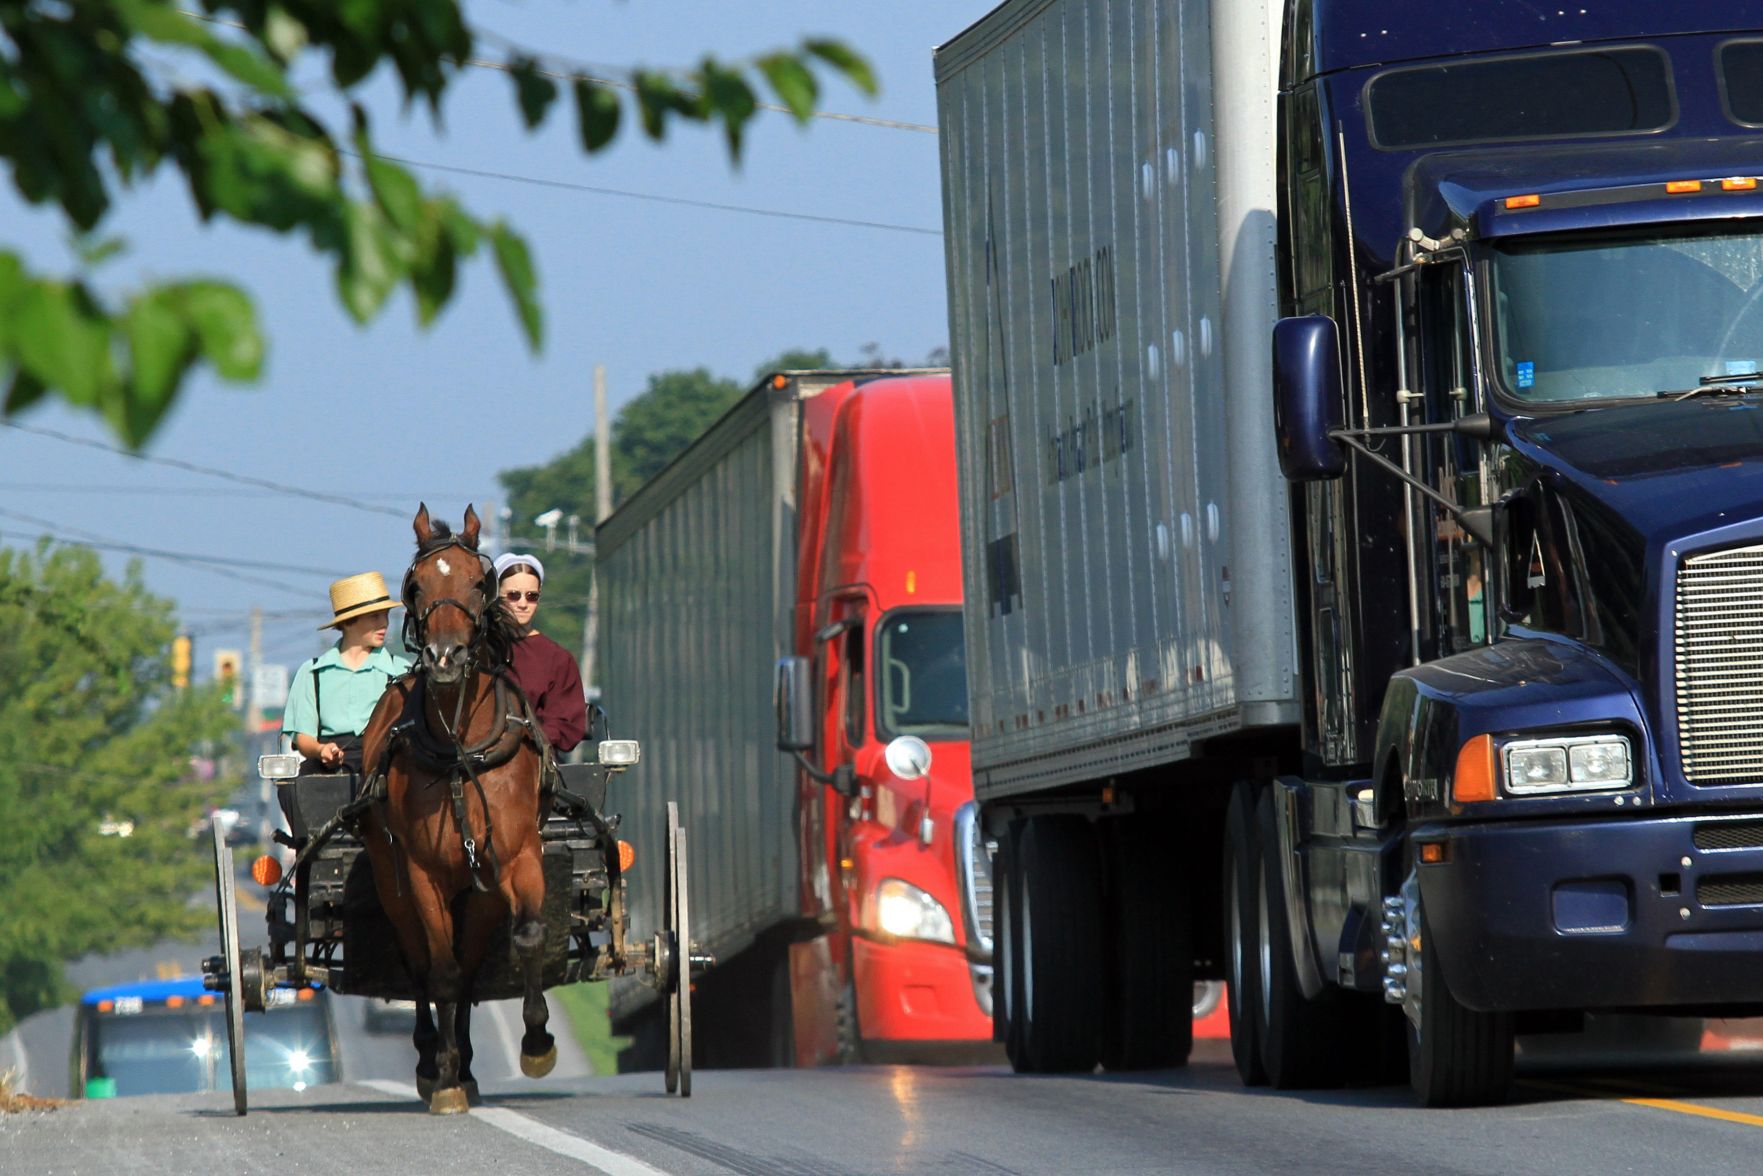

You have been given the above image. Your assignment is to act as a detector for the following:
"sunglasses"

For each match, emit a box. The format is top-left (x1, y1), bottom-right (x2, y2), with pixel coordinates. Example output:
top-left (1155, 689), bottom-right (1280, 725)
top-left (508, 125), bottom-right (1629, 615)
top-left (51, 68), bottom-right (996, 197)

top-left (502, 590), bottom-right (541, 604)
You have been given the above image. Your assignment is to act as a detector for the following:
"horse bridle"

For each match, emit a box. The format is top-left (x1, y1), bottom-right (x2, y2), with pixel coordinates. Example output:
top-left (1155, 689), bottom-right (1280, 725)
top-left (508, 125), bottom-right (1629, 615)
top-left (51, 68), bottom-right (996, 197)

top-left (400, 536), bottom-right (496, 664)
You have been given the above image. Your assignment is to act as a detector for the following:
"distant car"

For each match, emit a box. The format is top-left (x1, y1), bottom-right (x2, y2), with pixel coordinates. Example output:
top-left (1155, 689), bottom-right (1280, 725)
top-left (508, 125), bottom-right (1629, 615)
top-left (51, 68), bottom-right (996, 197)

top-left (363, 998), bottom-right (418, 1035)
top-left (73, 976), bottom-right (340, 1099)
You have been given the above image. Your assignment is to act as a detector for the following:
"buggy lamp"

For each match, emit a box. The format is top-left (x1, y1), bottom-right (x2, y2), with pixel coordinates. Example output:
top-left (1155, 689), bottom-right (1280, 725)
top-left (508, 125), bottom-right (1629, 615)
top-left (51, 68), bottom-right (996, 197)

top-left (259, 753), bottom-right (300, 781)
top-left (870, 878), bottom-right (956, 944)
top-left (1503, 734), bottom-right (1632, 795)
top-left (598, 739), bottom-right (641, 767)
top-left (252, 855), bottom-right (283, 887)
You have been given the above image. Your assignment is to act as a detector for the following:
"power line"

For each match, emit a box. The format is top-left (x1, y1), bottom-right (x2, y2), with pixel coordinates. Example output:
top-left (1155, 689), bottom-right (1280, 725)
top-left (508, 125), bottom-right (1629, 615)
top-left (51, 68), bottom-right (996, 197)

top-left (0, 511), bottom-right (316, 598)
top-left (347, 148), bottom-right (942, 237)
top-left (1, 420), bottom-right (412, 518)
top-left (0, 482), bottom-right (480, 499)
top-left (0, 508), bottom-right (345, 578)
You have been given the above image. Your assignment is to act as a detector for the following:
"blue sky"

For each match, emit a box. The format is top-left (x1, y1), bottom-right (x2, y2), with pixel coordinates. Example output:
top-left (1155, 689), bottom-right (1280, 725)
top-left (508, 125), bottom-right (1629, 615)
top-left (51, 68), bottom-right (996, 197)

top-left (0, 2), bottom-right (995, 676)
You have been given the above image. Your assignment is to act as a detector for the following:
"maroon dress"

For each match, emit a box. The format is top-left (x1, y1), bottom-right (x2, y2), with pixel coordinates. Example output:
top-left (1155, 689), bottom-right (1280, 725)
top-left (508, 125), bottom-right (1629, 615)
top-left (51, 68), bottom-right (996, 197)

top-left (507, 632), bottom-right (587, 752)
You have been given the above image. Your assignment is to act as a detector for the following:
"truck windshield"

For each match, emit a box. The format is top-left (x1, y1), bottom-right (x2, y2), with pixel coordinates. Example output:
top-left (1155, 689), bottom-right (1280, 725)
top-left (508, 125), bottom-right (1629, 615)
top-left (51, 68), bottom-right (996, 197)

top-left (1488, 227), bottom-right (1763, 403)
top-left (80, 994), bottom-right (338, 1097)
top-left (876, 610), bottom-right (968, 741)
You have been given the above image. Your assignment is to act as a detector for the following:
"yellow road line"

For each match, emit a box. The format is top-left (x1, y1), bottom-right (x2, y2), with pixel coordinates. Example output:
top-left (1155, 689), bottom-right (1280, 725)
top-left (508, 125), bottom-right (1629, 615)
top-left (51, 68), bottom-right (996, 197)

top-left (1521, 1078), bottom-right (1763, 1130)
top-left (1622, 1097), bottom-right (1763, 1129)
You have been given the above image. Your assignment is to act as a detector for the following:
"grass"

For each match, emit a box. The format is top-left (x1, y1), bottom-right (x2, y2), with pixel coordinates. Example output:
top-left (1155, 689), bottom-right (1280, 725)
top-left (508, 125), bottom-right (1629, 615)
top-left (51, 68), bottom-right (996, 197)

top-left (550, 982), bottom-right (631, 1076)
top-left (0, 1070), bottom-right (64, 1114)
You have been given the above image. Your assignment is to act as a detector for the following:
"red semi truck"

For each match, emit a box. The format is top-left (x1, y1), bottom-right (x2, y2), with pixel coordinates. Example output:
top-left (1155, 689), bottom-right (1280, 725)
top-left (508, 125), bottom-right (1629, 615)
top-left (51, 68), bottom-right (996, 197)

top-left (600, 369), bottom-right (995, 1064)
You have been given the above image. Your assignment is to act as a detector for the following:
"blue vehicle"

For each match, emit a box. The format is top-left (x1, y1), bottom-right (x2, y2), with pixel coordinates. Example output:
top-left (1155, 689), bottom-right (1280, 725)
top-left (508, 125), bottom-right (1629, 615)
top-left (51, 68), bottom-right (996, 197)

top-left (72, 976), bottom-right (339, 1099)
top-left (937, 0), bottom-right (1763, 1106)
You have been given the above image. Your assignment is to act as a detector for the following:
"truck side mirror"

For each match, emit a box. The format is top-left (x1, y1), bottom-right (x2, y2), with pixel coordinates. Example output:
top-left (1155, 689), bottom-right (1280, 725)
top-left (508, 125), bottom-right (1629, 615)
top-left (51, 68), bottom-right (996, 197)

top-left (1272, 315), bottom-right (1349, 481)
top-left (775, 656), bottom-right (815, 752)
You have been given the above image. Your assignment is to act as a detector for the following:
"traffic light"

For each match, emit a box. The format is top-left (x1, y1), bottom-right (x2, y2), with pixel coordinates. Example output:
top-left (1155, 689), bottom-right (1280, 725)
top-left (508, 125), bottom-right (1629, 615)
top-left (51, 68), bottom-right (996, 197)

top-left (214, 648), bottom-right (242, 709)
top-left (171, 635), bottom-right (192, 689)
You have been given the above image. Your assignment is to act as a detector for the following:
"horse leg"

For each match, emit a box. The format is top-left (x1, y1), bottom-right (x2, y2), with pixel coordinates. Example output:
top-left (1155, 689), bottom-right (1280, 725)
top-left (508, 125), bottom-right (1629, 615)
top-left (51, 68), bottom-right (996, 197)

top-left (412, 1000), bottom-right (439, 1103)
top-left (505, 850), bottom-right (556, 1077)
top-left (456, 999), bottom-right (479, 1105)
top-left (406, 869), bottom-right (470, 1115)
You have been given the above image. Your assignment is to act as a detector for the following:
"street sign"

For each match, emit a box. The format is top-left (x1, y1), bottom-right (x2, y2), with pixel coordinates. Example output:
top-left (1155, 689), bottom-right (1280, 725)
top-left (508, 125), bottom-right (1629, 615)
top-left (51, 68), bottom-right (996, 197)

top-left (252, 662), bottom-right (289, 710)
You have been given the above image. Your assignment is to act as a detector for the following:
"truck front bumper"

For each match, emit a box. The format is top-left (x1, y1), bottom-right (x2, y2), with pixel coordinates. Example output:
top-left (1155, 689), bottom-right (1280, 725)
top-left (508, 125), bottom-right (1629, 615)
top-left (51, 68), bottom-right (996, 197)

top-left (1419, 810), bottom-right (1763, 1012)
top-left (851, 935), bottom-right (992, 1043)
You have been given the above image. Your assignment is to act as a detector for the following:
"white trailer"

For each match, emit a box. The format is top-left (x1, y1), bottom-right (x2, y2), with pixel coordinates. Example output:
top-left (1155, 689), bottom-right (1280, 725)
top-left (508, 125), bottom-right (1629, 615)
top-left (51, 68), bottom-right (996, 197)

top-left (936, 0), bottom-right (1295, 802)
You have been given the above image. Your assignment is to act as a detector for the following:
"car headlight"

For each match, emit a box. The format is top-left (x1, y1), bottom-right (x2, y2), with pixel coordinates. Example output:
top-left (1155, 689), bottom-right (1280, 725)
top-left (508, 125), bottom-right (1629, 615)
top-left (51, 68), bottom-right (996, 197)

top-left (1503, 734), bottom-right (1631, 795)
top-left (287, 1049), bottom-right (311, 1074)
top-left (870, 878), bottom-right (955, 944)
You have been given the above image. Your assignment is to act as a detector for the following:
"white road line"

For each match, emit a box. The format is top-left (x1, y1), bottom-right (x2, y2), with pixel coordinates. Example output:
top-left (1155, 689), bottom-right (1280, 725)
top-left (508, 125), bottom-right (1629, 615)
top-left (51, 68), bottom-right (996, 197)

top-left (358, 1080), bottom-right (672, 1176)
top-left (1, 1029), bottom-right (29, 1093)
top-left (486, 998), bottom-right (523, 1076)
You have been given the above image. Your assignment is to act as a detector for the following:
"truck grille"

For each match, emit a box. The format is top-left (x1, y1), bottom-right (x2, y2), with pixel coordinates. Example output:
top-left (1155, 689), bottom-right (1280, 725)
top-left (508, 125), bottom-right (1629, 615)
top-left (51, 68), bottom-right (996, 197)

top-left (1676, 542), bottom-right (1763, 782)
top-left (954, 802), bottom-right (994, 960)
top-left (1698, 873), bottom-right (1763, 907)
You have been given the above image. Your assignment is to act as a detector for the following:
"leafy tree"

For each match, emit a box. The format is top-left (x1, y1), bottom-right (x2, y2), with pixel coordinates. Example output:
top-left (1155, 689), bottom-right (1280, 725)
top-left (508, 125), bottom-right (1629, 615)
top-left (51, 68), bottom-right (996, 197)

top-left (0, 2), bottom-right (875, 445)
top-left (757, 347), bottom-right (835, 379)
top-left (0, 542), bottom-right (235, 1033)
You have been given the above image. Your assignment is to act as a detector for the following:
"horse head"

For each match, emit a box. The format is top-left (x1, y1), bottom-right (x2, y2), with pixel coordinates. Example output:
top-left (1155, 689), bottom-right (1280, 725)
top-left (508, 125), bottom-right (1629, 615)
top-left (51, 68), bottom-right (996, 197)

top-left (404, 503), bottom-right (492, 686)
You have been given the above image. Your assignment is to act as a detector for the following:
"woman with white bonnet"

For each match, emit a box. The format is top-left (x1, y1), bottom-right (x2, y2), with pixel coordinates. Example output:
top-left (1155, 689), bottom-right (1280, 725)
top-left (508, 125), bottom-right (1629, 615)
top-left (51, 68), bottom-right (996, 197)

top-left (494, 552), bottom-right (587, 753)
top-left (283, 571), bottom-right (412, 783)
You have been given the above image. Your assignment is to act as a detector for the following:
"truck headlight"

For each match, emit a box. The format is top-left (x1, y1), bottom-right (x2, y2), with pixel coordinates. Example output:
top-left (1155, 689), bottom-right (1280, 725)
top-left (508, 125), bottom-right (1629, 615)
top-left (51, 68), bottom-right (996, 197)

top-left (1503, 734), bottom-right (1631, 795)
top-left (870, 878), bottom-right (955, 945)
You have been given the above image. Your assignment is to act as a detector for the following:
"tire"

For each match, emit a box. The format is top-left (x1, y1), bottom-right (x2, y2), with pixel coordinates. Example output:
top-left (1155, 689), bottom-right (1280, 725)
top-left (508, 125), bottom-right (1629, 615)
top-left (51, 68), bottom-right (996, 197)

top-left (1016, 815), bottom-right (1103, 1073)
top-left (1101, 815), bottom-right (1193, 1070)
top-left (1405, 898), bottom-right (1513, 1107)
top-left (1223, 780), bottom-right (1267, 1086)
top-left (1254, 787), bottom-right (1345, 1088)
top-left (767, 952), bottom-right (797, 1069)
top-left (994, 821), bottom-right (1026, 1065)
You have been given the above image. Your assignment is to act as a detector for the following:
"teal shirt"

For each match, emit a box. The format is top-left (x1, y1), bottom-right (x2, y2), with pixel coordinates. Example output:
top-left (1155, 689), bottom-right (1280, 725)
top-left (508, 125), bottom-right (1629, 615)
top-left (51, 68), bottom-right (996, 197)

top-left (283, 645), bottom-right (411, 739)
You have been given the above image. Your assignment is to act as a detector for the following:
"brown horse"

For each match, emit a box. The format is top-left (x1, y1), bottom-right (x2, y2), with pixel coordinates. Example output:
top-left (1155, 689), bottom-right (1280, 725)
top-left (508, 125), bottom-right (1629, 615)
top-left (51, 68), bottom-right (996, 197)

top-left (359, 503), bottom-right (554, 1114)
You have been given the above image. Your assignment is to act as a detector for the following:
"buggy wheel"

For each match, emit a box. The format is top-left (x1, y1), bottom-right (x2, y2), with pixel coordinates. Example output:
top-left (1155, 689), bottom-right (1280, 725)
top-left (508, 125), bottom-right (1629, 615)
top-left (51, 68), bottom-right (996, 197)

top-left (211, 822), bottom-right (248, 1115)
top-left (663, 801), bottom-right (693, 1097)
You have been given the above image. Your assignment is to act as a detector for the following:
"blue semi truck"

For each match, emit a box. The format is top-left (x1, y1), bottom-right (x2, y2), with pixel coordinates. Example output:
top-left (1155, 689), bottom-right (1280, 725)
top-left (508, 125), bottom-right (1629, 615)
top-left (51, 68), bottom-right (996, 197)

top-left (937, 0), bottom-right (1763, 1104)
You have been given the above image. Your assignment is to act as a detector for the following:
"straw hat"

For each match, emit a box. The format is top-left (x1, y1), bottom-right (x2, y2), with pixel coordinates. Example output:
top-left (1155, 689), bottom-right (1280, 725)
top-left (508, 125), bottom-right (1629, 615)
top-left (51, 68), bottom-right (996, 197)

top-left (319, 571), bottom-right (400, 630)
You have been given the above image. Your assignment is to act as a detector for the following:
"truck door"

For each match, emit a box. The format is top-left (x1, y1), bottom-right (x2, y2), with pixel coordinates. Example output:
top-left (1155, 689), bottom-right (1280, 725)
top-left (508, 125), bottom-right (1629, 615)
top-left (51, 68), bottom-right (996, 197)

top-left (815, 598), bottom-right (869, 929)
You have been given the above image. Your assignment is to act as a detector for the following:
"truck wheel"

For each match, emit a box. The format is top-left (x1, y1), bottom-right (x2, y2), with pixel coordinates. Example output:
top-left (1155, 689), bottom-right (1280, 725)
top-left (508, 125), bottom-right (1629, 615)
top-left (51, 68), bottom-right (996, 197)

top-left (1254, 787), bottom-right (1345, 1088)
top-left (1406, 902), bottom-right (1513, 1107)
top-left (1017, 815), bottom-right (1103, 1072)
top-left (995, 821), bottom-right (1027, 1067)
top-left (1223, 780), bottom-right (1267, 1085)
top-left (1101, 815), bottom-right (1192, 1070)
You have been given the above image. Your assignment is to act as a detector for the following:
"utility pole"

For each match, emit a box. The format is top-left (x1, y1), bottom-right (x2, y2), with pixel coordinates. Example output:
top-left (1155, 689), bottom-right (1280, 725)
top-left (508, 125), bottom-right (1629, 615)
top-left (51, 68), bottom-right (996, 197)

top-left (247, 606), bottom-right (266, 843)
top-left (581, 364), bottom-right (611, 722)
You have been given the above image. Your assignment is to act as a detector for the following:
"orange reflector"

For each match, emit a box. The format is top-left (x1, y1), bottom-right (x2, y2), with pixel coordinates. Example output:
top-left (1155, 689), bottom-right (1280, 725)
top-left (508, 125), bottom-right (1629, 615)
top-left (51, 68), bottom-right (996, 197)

top-left (1724, 177), bottom-right (1759, 191)
top-left (198, 995), bottom-right (216, 1006)
top-left (1419, 841), bottom-right (1449, 865)
top-left (906, 570), bottom-right (916, 595)
top-left (771, 373), bottom-right (788, 389)
top-left (1504, 193), bottom-right (1541, 210)
top-left (297, 987), bottom-right (315, 1002)
top-left (617, 840), bottom-right (636, 871)
top-left (165, 996), bottom-right (184, 1008)
top-left (251, 854), bottom-right (283, 887)
top-left (98, 1000), bottom-right (113, 1013)
top-left (1666, 180), bottom-right (1703, 194)
top-left (1453, 734), bottom-right (1498, 803)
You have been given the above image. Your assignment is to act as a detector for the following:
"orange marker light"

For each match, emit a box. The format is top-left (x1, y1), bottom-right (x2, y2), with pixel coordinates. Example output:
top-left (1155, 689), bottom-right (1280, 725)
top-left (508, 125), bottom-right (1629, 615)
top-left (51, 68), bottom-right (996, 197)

top-left (1419, 841), bottom-right (1449, 864)
top-left (1666, 180), bottom-right (1704, 194)
top-left (296, 987), bottom-right (315, 1002)
top-left (906, 570), bottom-right (917, 595)
top-left (165, 996), bottom-right (184, 1008)
top-left (98, 1000), bottom-right (113, 1013)
top-left (1724, 177), bottom-right (1759, 191)
top-left (198, 995), bottom-right (216, 1006)
top-left (1452, 733), bottom-right (1498, 803)
top-left (252, 854), bottom-right (283, 887)
top-left (1504, 193), bottom-right (1542, 210)
top-left (617, 840), bottom-right (636, 871)
top-left (771, 373), bottom-right (789, 390)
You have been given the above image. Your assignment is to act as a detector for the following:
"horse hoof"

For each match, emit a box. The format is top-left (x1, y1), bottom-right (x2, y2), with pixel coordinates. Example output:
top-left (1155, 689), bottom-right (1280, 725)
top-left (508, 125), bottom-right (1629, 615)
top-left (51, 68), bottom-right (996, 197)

top-left (520, 1045), bottom-right (557, 1079)
top-left (428, 1087), bottom-right (470, 1115)
top-left (416, 1074), bottom-right (435, 1103)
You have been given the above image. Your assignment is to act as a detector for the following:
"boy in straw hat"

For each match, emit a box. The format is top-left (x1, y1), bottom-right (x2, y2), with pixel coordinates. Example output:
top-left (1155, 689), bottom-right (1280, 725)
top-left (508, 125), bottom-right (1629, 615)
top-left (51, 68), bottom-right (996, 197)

top-left (282, 572), bottom-right (411, 787)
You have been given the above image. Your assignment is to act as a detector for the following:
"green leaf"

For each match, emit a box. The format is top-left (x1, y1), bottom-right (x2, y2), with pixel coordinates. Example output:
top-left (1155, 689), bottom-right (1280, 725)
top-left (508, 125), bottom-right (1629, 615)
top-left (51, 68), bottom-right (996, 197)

top-left (573, 78), bottom-right (621, 153)
top-left (178, 282), bottom-right (262, 381)
top-left (439, 199), bottom-right (481, 255)
top-left (757, 53), bottom-right (818, 123)
top-left (74, 235), bottom-right (129, 269)
top-left (490, 223), bottom-right (542, 349)
top-left (4, 370), bottom-right (48, 415)
top-left (363, 152), bottom-right (422, 233)
top-left (125, 292), bottom-right (194, 406)
top-left (263, 6), bottom-right (309, 63)
top-left (201, 40), bottom-right (295, 100)
top-left (700, 62), bottom-right (757, 160)
top-left (633, 70), bottom-right (704, 140)
top-left (13, 282), bottom-right (111, 407)
top-left (510, 57), bottom-right (559, 130)
top-left (338, 202), bottom-right (402, 323)
top-left (116, 0), bottom-right (293, 98)
top-left (804, 39), bottom-right (878, 96)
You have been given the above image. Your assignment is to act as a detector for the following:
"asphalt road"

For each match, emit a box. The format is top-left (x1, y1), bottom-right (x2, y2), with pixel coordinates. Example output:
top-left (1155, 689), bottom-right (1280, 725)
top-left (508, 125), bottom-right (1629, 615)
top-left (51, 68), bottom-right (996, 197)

top-left (17, 1039), bottom-right (1763, 1175)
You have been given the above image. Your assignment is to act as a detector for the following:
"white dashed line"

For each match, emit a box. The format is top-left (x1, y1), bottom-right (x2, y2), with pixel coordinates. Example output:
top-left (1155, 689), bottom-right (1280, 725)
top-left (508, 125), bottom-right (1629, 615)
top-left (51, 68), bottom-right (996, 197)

top-left (358, 1080), bottom-right (671, 1175)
